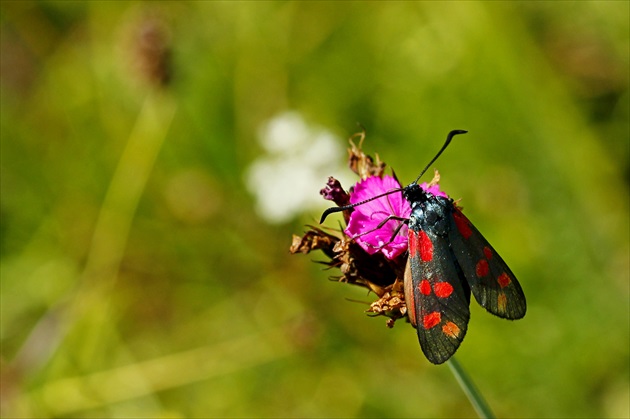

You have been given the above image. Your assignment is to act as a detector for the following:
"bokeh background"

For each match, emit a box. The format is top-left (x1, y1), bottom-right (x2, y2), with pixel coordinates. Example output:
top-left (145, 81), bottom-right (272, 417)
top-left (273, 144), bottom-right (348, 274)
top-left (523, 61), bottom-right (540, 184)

top-left (1, 1), bottom-right (628, 418)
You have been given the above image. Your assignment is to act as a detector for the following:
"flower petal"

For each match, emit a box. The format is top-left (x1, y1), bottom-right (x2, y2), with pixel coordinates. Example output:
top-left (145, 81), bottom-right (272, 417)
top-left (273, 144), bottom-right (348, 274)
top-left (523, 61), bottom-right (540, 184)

top-left (345, 175), bottom-right (411, 259)
top-left (420, 182), bottom-right (448, 198)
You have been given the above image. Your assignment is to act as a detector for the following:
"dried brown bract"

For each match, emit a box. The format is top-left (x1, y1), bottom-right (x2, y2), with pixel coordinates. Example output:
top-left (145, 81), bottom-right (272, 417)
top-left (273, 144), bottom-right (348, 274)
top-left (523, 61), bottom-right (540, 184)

top-left (367, 281), bottom-right (408, 328)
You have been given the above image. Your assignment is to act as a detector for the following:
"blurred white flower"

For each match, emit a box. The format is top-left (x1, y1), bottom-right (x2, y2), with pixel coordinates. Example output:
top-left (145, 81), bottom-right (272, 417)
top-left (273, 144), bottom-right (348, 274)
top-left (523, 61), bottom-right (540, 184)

top-left (246, 112), bottom-right (348, 224)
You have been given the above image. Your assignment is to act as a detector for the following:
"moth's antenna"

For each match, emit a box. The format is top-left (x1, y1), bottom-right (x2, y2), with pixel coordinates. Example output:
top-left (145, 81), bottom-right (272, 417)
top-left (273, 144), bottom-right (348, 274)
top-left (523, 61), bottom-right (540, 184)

top-left (412, 129), bottom-right (467, 184)
top-left (319, 187), bottom-right (403, 223)
top-left (319, 129), bottom-right (468, 224)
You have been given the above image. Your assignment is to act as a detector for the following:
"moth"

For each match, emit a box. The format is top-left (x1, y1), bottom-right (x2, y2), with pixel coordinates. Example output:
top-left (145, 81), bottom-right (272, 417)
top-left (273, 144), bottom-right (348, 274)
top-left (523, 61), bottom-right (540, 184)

top-left (321, 130), bottom-right (526, 364)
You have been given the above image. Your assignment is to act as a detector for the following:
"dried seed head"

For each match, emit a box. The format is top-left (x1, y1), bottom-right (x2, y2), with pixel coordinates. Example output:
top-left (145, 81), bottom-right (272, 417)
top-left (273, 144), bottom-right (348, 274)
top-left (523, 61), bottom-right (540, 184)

top-left (122, 14), bottom-right (172, 89)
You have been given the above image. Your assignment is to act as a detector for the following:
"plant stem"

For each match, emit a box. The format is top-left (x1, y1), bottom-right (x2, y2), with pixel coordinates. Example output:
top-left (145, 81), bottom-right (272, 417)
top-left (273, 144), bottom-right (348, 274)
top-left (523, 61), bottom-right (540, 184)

top-left (447, 357), bottom-right (495, 418)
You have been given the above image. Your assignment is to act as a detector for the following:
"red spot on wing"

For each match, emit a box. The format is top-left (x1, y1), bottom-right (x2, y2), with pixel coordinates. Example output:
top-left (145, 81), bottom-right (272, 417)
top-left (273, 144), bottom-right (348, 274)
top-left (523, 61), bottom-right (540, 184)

top-left (408, 230), bottom-right (418, 257)
top-left (476, 259), bottom-right (489, 277)
top-left (497, 273), bottom-right (511, 288)
top-left (433, 282), bottom-right (454, 298)
top-left (419, 279), bottom-right (431, 296)
top-left (442, 321), bottom-right (461, 338)
top-left (423, 312), bottom-right (441, 329)
top-left (453, 210), bottom-right (473, 239)
top-left (483, 246), bottom-right (493, 260)
top-left (419, 231), bottom-right (433, 262)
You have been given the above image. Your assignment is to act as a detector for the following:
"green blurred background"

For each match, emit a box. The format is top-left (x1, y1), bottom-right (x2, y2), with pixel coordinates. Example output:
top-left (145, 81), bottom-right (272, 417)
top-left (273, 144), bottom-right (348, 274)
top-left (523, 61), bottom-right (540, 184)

top-left (1, 1), bottom-right (628, 418)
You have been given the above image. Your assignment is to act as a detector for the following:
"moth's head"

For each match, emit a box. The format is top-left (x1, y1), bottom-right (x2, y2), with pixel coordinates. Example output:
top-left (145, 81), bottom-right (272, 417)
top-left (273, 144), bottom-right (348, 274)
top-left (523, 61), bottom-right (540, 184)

top-left (403, 179), bottom-right (449, 205)
top-left (402, 182), bottom-right (425, 204)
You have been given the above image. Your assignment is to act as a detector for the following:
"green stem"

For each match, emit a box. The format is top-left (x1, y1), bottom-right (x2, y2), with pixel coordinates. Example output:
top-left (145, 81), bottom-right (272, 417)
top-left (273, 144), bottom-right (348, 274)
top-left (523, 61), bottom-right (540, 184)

top-left (447, 357), bottom-right (495, 418)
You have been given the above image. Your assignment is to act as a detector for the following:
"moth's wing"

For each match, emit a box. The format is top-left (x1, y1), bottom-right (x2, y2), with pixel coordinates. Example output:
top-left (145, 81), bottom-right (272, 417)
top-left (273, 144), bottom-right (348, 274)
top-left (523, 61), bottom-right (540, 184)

top-left (405, 228), bottom-right (471, 364)
top-left (448, 208), bottom-right (526, 319)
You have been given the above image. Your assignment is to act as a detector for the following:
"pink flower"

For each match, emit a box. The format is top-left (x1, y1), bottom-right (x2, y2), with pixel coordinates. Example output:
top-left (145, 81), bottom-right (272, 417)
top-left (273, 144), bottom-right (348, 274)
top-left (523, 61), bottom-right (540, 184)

top-left (419, 182), bottom-right (448, 199)
top-left (345, 175), bottom-right (411, 259)
top-left (345, 175), bottom-right (449, 259)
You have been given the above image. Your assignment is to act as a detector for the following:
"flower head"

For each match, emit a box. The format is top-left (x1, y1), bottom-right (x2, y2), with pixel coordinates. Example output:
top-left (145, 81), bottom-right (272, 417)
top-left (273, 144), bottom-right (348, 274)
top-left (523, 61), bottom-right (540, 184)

top-left (289, 132), bottom-right (453, 327)
top-left (344, 175), bottom-right (450, 260)
top-left (345, 175), bottom-right (411, 259)
top-left (246, 112), bottom-right (345, 223)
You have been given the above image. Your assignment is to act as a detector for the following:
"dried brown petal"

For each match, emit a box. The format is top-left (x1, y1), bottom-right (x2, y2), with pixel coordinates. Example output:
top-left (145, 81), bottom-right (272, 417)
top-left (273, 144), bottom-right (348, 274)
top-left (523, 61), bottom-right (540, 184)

top-left (347, 131), bottom-right (386, 180)
top-left (426, 169), bottom-right (441, 187)
top-left (367, 285), bottom-right (408, 326)
top-left (289, 227), bottom-right (339, 258)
